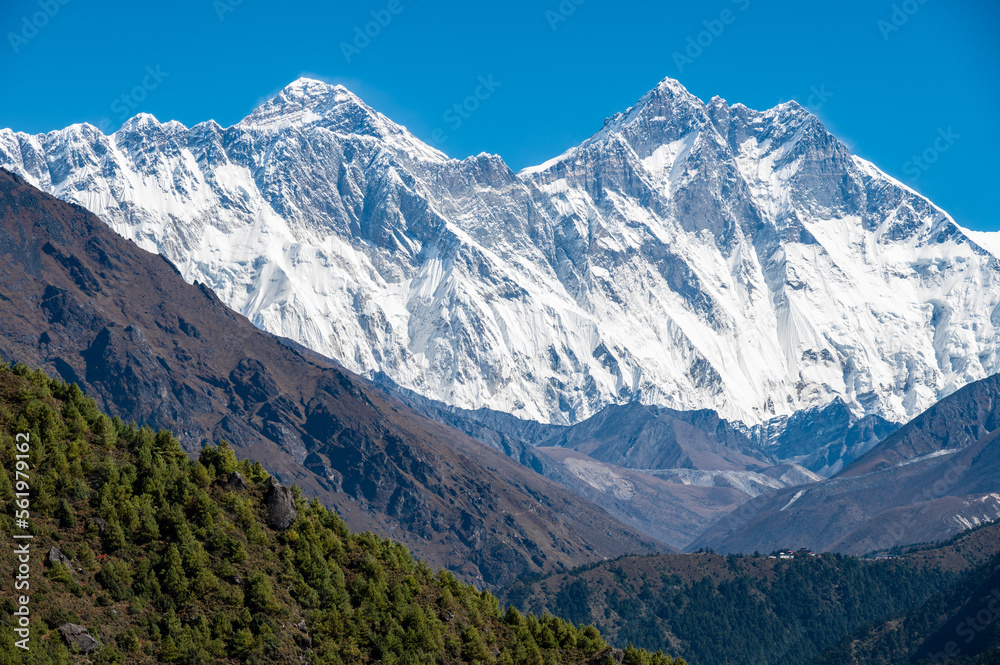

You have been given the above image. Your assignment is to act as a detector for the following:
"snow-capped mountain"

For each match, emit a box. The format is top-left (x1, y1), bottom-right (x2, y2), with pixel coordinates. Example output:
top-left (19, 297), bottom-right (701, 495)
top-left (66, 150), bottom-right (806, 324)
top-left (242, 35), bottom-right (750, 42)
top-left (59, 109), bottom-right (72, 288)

top-left (2, 76), bottom-right (998, 427)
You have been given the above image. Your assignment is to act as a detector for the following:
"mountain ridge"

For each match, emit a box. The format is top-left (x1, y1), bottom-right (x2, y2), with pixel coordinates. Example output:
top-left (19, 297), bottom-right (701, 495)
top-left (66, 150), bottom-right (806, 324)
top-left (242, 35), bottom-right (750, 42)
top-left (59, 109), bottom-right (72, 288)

top-left (376, 379), bottom-right (827, 550)
top-left (2, 75), bottom-right (998, 432)
top-left (693, 371), bottom-right (1000, 555)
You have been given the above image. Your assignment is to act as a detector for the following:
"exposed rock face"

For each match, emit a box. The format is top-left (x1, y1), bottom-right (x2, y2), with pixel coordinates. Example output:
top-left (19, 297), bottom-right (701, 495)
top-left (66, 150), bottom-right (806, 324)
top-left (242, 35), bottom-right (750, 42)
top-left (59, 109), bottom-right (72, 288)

top-left (265, 478), bottom-right (298, 530)
top-left (227, 472), bottom-right (249, 490)
top-left (58, 623), bottom-right (100, 653)
top-left (0, 169), bottom-right (665, 585)
top-left (47, 546), bottom-right (73, 571)
top-left (749, 398), bottom-right (901, 476)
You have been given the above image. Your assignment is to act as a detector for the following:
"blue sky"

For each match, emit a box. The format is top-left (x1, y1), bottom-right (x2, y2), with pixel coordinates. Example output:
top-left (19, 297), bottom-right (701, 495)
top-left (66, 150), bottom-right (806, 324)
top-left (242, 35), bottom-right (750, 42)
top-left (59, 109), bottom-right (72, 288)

top-left (1, 0), bottom-right (997, 231)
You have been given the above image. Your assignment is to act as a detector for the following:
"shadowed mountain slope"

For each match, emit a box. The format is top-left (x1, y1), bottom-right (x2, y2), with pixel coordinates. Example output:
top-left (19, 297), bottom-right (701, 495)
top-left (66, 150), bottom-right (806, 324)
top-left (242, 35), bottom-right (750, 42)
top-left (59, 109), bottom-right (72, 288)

top-left (382, 382), bottom-right (822, 549)
top-left (0, 168), bottom-right (665, 586)
top-left (694, 373), bottom-right (1000, 555)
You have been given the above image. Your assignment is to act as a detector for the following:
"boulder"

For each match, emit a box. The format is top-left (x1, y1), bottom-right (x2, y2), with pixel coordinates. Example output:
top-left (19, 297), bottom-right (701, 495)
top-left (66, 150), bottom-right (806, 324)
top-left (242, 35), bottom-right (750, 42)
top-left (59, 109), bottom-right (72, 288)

top-left (47, 546), bottom-right (73, 571)
top-left (227, 472), bottom-right (249, 490)
top-left (58, 623), bottom-right (100, 653)
top-left (264, 477), bottom-right (297, 530)
top-left (592, 649), bottom-right (624, 665)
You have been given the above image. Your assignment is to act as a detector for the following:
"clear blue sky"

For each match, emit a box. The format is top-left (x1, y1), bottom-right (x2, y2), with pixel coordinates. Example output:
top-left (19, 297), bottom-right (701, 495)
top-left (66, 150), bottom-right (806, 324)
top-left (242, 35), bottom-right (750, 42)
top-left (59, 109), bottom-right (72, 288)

top-left (1, 0), bottom-right (997, 230)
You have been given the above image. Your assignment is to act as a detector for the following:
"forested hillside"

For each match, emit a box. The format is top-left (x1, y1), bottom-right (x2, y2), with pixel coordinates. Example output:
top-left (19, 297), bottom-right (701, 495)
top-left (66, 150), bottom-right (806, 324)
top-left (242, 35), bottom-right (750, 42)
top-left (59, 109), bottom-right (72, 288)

top-left (0, 362), bottom-right (684, 664)
top-left (812, 550), bottom-right (1000, 665)
top-left (501, 549), bottom-right (969, 665)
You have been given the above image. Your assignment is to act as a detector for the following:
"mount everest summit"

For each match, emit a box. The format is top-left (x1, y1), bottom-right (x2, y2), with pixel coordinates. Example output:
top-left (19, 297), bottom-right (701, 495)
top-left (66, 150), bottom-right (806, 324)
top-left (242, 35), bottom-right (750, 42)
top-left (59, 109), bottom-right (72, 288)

top-left (2, 76), bottom-right (998, 429)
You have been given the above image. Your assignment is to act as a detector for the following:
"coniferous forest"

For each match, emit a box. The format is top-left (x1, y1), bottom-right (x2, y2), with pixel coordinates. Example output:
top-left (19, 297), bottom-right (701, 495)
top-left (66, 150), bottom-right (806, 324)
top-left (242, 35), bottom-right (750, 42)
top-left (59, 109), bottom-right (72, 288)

top-left (501, 532), bottom-right (1000, 665)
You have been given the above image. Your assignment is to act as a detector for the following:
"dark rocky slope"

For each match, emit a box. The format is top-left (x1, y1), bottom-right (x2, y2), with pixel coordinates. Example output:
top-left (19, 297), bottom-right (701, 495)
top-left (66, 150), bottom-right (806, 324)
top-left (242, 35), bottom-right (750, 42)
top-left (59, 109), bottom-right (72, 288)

top-left (0, 168), bottom-right (664, 586)
top-left (694, 372), bottom-right (1000, 555)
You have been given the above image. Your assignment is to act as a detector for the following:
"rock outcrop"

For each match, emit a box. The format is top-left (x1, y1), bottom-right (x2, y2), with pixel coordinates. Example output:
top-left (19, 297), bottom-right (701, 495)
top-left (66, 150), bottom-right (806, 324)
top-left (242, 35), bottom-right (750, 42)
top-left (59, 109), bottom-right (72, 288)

top-left (58, 623), bottom-right (100, 653)
top-left (265, 478), bottom-right (298, 530)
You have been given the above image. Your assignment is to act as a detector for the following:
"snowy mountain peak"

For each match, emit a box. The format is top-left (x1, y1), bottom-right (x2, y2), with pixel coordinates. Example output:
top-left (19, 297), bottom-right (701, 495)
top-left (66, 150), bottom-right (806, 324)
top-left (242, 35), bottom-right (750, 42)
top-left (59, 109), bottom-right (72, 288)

top-left (115, 113), bottom-right (191, 140)
top-left (707, 95), bottom-right (730, 117)
top-left (652, 75), bottom-right (695, 96)
top-left (283, 76), bottom-right (346, 94)
top-left (121, 111), bottom-right (162, 127)
top-left (775, 99), bottom-right (806, 113)
top-left (47, 122), bottom-right (106, 141)
top-left (244, 78), bottom-right (368, 128)
top-left (622, 76), bottom-right (708, 125)
top-left (765, 100), bottom-right (827, 134)
top-left (241, 78), bottom-right (448, 163)
top-left (1, 76), bottom-right (998, 430)
top-left (270, 77), bottom-right (364, 113)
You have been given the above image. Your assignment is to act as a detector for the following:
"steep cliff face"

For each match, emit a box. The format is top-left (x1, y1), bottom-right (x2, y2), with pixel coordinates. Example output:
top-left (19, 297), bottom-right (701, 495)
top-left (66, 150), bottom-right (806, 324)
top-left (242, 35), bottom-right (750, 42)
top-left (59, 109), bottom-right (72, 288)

top-left (2, 77), bottom-right (998, 430)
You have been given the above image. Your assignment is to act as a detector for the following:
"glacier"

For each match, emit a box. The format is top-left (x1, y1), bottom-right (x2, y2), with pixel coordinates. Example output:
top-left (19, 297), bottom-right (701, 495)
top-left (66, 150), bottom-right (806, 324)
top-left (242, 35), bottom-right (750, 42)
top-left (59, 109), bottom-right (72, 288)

top-left (2, 76), bottom-right (998, 428)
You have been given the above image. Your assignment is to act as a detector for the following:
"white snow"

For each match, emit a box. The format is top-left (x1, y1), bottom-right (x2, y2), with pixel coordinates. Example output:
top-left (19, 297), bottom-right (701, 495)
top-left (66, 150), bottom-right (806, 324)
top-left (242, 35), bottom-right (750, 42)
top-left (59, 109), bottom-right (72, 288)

top-left (779, 490), bottom-right (807, 512)
top-left (1, 75), bottom-right (998, 428)
top-left (963, 229), bottom-right (1000, 260)
top-left (896, 448), bottom-right (959, 468)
